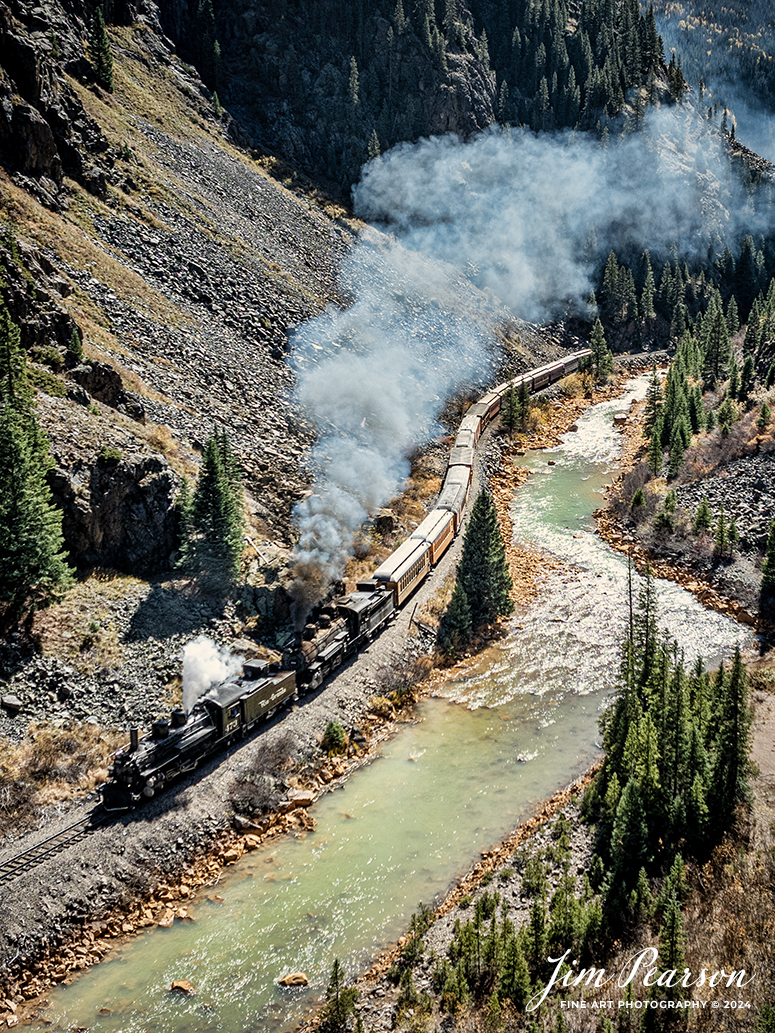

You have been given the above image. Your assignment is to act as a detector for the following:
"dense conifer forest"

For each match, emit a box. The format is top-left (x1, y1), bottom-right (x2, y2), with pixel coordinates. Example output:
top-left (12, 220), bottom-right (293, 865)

top-left (164, 0), bottom-right (675, 187)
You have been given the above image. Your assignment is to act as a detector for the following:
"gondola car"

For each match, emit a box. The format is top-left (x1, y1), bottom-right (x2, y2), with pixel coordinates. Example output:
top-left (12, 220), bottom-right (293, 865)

top-left (103, 663), bottom-right (297, 811)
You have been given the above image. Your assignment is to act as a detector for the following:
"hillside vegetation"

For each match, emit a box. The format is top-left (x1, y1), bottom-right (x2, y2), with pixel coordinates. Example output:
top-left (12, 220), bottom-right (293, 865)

top-left (653, 0), bottom-right (775, 112)
top-left (162, 0), bottom-right (672, 188)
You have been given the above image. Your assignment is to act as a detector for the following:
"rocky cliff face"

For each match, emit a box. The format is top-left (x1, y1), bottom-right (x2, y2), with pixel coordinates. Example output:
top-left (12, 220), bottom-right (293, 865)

top-left (0, 0), bottom-right (113, 200)
top-left (156, 0), bottom-right (497, 187)
top-left (0, 0), bottom-right (357, 574)
top-left (49, 452), bottom-right (179, 572)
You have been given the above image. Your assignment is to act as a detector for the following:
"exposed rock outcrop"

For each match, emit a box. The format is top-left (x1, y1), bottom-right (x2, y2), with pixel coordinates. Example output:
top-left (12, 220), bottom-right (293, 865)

top-left (67, 362), bottom-right (146, 422)
top-left (0, 0), bottom-right (112, 194)
top-left (0, 239), bottom-right (79, 356)
top-left (48, 453), bottom-right (179, 572)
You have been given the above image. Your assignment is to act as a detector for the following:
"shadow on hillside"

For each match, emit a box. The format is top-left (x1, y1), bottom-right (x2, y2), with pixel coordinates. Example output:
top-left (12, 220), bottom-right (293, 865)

top-left (125, 581), bottom-right (227, 643)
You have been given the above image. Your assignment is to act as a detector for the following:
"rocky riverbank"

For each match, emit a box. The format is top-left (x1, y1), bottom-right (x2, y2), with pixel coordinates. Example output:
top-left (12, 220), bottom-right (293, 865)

top-left (0, 373), bottom-right (636, 1024)
top-left (593, 370), bottom-right (771, 631)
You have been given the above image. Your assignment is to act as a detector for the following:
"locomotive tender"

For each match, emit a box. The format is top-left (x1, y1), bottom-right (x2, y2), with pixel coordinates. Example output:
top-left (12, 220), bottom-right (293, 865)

top-left (102, 349), bottom-right (591, 811)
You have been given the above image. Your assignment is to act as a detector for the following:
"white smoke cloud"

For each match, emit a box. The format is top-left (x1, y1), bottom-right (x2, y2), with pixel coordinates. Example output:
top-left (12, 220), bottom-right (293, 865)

top-left (182, 635), bottom-right (242, 714)
top-left (291, 231), bottom-right (496, 585)
top-left (354, 107), bottom-right (771, 321)
top-left (291, 106), bottom-right (773, 590)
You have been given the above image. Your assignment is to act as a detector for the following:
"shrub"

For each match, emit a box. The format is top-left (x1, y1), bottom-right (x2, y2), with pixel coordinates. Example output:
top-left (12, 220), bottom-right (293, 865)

top-left (654, 509), bottom-right (674, 534)
top-left (31, 345), bottom-right (65, 372)
top-left (27, 366), bottom-right (65, 397)
top-left (97, 444), bottom-right (122, 464)
top-left (321, 720), bottom-right (348, 755)
top-left (369, 695), bottom-right (394, 718)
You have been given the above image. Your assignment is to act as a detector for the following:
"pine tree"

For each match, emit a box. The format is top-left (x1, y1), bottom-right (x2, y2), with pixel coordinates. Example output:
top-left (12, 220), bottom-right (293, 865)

top-left (498, 936), bottom-right (531, 1009)
top-left (589, 317), bottom-right (613, 381)
top-left (438, 580), bottom-right (472, 658)
top-left (0, 407), bottom-right (73, 613)
top-left (739, 354), bottom-right (755, 400)
top-left (609, 779), bottom-right (649, 901)
top-left (757, 401), bottom-right (771, 432)
top-left (67, 327), bottom-right (83, 366)
top-left (500, 384), bottom-right (519, 435)
top-left (457, 490), bottom-right (514, 628)
top-left (643, 367), bottom-right (662, 439)
top-left (0, 301), bottom-right (31, 410)
top-left (320, 958), bottom-right (358, 1033)
top-left (0, 301), bottom-right (72, 613)
top-left (760, 519), bottom-right (775, 618)
top-left (693, 497), bottom-right (712, 536)
top-left (658, 892), bottom-right (686, 972)
top-left (180, 432), bottom-right (244, 588)
top-left (714, 506), bottom-right (728, 558)
top-left (707, 648), bottom-right (753, 826)
top-left (89, 7), bottom-right (114, 92)
top-left (647, 419), bottom-right (663, 476)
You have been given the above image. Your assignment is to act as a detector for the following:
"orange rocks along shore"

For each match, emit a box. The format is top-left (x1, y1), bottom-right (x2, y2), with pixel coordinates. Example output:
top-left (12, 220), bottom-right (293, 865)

top-left (0, 783), bottom-right (337, 1022)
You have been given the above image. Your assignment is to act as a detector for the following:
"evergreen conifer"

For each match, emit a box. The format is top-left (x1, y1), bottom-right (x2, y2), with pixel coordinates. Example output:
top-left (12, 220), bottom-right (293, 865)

top-left (760, 519), bottom-right (775, 618)
top-left (707, 648), bottom-right (753, 825)
top-left (757, 401), bottom-right (771, 432)
top-left (693, 497), bottom-right (713, 535)
top-left (90, 7), bottom-right (114, 91)
top-left (437, 580), bottom-right (472, 658)
top-left (0, 301), bottom-right (72, 613)
top-left (589, 318), bottom-right (613, 382)
top-left (457, 490), bottom-right (514, 628)
top-left (180, 431), bottom-right (245, 588)
top-left (0, 408), bottom-right (73, 612)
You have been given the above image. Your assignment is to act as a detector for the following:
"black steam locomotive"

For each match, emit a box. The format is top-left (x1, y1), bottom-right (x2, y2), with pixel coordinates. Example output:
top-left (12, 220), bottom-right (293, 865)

top-left (102, 350), bottom-right (591, 811)
top-left (102, 663), bottom-right (298, 810)
top-left (102, 581), bottom-right (397, 811)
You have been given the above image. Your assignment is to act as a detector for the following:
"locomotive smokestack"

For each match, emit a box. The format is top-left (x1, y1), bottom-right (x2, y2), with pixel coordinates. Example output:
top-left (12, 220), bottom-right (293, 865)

top-left (130, 727), bottom-right (139, 752)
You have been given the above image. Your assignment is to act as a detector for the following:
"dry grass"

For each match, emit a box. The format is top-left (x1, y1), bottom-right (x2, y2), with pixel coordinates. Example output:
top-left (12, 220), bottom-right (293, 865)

top-left (31, 572), bottom-right (148, 672)
top-left (417, 573), bottom-right (456, 630)
top-left (557, 371), bottom-right (589, 397)
top-left (0, 722), bottom-right (127, 839)
top-left (137, 420), bottom-right (199, 477)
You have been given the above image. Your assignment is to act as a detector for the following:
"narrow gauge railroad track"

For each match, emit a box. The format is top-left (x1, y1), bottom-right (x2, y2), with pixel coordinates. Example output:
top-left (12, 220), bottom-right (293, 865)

top-left (0, 811), bottom-right (110, 884)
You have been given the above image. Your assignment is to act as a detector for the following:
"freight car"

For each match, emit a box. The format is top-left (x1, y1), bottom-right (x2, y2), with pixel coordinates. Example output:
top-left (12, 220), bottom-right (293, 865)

top-left (102, 349), bottom-right (591, 811)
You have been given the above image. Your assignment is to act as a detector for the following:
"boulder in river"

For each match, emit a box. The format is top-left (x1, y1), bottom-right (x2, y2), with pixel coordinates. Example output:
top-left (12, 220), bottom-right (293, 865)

top-left (169, 980), bottom-right (195, 995)
top-left (278, 972), bottom-right (308, 987)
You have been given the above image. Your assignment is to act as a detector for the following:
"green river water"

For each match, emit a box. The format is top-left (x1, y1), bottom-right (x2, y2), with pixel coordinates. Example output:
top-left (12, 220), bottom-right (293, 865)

top-left (39, 377), bottom-right (753, 1033)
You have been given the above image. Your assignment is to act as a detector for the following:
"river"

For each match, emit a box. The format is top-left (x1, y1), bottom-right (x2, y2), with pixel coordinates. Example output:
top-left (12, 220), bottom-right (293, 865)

top-left (38, 376), bottom-right (752, 1033)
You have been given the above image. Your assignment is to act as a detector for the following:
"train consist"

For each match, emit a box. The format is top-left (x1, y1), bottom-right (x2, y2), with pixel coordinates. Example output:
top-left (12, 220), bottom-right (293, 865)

top-left (102, 349), bottom-right (591, 810)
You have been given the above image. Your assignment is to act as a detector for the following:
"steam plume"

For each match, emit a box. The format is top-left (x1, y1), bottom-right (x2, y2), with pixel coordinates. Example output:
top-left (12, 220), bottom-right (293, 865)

top-left (291, 106), bottom-right (773, 591)
top-left (182, 635), bottom-right (241, 713)
top-left (291, 231), bottom-right (495, 587)
top-left (354, 108), bottom-right (772, 321)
